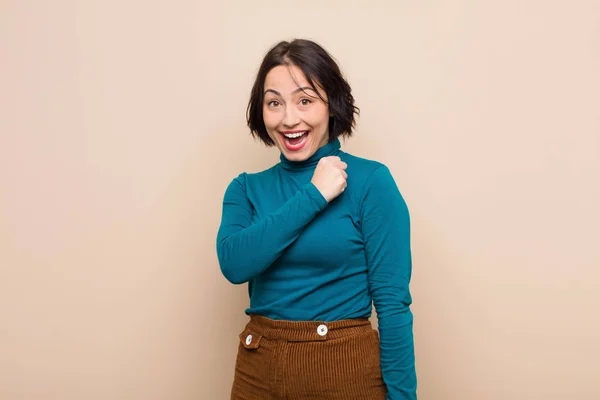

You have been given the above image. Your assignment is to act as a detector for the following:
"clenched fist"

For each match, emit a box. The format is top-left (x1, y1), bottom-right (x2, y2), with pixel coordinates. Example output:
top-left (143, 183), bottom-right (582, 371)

top-left (311, 156), bottom-right (348, 203)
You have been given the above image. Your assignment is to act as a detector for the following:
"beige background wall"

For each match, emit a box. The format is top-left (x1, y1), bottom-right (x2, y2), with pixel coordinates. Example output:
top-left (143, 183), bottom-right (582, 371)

top-left (1, 1), bottom-right (599, 399)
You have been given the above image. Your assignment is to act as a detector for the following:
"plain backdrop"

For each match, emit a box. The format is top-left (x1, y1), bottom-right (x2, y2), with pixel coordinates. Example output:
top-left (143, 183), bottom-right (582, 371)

top-left (1, 1), bottom-right (599, 399)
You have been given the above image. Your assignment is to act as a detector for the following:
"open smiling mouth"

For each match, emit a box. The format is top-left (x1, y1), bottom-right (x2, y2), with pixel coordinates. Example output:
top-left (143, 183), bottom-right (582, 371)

top-left (281, 130), bottom-right (310, 151)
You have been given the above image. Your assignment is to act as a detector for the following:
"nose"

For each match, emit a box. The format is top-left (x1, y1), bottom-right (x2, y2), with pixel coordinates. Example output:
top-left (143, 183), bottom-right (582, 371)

top-left (282, 104), bottom-right (300, 128)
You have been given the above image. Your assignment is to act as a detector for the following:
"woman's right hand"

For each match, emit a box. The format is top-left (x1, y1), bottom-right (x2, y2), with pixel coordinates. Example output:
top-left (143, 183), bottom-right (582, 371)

top-left (311, 156), bottom-right (348, 203)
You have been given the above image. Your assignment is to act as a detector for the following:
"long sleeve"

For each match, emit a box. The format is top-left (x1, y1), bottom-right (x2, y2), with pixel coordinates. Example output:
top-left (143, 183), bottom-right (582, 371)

top-left (216, 173), bottom-right (328, 284)
top-left (361, 166), bottom-right (417, 399)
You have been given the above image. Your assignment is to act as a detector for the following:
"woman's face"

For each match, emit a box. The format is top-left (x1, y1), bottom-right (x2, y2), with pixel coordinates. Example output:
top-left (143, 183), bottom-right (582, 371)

top-left (262, 64), bottom-right (330, 162)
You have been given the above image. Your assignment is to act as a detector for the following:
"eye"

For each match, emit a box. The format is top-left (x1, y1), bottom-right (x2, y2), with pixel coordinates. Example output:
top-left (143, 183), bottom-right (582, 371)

top-left (299, 98), bottom-right (312, 106)
top-left (267, 100), bottom-right (280, 108)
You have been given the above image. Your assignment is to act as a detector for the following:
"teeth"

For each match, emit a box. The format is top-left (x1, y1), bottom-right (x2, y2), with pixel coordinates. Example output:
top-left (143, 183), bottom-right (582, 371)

top-left (283, 131), bottom-right (307, 138)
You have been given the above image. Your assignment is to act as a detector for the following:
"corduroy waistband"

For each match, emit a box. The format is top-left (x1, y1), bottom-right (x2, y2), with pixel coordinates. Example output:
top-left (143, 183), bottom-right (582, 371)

top-left (245, 314), bottom-right (373, 342)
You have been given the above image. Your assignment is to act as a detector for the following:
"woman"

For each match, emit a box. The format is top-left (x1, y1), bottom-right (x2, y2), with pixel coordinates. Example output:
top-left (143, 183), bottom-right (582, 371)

top-left (216, 39), bottom-right (417, 400)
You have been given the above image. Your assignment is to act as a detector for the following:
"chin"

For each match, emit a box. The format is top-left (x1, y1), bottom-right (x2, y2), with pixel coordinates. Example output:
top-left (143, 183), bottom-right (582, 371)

top-left (283, 150), bottom-right (311, 162)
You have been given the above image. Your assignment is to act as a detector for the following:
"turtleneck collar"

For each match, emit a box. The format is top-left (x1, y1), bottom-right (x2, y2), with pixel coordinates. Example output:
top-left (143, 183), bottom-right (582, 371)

top-left (279, 138), bottom-right (341, 171)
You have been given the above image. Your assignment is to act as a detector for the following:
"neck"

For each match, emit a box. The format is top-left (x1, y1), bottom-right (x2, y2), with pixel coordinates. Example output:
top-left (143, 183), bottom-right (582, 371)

top-left (279, 138), bottom-right (341, 171)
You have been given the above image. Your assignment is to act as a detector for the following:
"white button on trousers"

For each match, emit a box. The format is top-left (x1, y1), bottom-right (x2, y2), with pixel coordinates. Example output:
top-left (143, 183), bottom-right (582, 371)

top-left (245, 334), bottom-right (253, 345)
top-left (317, 324), bottom-right (328, 336)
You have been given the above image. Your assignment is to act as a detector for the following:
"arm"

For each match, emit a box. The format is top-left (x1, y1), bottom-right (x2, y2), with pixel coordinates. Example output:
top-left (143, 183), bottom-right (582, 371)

top-left (216, 173), bottom-right (328, 284)
top-left (361, 166), bottom-right (417, 400)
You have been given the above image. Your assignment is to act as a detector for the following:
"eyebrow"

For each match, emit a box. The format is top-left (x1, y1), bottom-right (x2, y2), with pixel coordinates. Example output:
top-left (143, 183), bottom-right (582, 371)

top-left (264, 86), bottom-right (317, 96)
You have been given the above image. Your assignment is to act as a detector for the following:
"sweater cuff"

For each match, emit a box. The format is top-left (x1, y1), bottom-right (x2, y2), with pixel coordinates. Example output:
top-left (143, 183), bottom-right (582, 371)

top-left (304, 182), bottom-right (329, 211)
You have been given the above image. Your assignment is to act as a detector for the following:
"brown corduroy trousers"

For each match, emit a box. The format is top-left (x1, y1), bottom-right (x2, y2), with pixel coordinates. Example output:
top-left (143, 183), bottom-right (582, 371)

top-left (230, 315), bottom-right (387, 400)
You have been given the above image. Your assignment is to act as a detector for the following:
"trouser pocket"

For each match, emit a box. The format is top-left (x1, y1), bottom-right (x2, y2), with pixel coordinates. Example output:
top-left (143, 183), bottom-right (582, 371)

top-left (231, 328), bottom-right (276, 400)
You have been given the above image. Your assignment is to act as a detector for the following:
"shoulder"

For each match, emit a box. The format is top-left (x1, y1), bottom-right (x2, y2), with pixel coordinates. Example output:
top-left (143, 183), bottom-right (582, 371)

top-left (340, 151), bottom-right (396, 186)
top-left (340, 151), bottom-right (408, 209)
top-left (224, 164), bottom-right (279, 191)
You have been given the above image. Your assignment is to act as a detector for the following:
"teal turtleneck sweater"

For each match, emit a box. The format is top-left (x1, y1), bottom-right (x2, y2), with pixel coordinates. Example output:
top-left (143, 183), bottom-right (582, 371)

top-left (216, 139), bottom-right (417, 399)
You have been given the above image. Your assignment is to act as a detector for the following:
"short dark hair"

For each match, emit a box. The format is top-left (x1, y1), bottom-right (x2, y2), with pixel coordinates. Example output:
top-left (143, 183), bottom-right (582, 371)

top-left (246, 39), bottom-right (360, 146)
